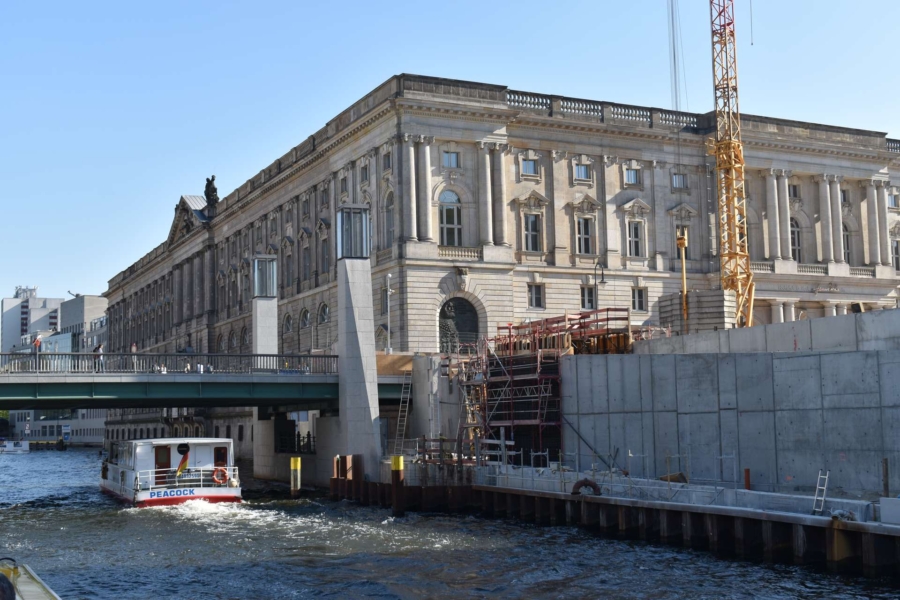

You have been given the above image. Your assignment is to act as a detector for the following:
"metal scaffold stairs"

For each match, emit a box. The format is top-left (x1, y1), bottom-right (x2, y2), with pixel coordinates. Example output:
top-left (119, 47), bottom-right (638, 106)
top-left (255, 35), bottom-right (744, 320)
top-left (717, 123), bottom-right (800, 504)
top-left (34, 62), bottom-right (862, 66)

top-left (812, 469), bottom-right (830, 515)
top-left (393, 370), bottom-right (413, 455)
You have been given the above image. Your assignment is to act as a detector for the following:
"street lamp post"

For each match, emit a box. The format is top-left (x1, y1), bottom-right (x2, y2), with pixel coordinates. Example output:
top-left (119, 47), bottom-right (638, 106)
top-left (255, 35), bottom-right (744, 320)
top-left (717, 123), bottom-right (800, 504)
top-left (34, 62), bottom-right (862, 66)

top-left (386, 273), bottom-right (394, 354)
top-left (593, 259), bottom-right (606, 311)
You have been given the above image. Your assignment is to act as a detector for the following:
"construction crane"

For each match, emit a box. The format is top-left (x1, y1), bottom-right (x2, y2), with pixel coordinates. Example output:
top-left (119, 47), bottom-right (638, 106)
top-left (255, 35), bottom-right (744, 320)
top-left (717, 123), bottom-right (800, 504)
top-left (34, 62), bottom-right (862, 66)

top-left (709, 0), bottom-right (755, 327)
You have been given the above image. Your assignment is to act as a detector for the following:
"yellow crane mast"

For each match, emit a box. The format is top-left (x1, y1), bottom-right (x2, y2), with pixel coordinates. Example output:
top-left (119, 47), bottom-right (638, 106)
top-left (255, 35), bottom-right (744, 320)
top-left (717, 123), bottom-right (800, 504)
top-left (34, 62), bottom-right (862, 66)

top-left (710, 0), bottom-right (755, 326)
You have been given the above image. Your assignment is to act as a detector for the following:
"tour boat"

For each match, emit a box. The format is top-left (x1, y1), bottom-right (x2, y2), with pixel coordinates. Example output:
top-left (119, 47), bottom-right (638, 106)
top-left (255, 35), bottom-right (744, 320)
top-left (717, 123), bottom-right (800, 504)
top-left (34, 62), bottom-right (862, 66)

top-left (0, 439), bottom-right (29, 453)
top-left (0, 558), bottom-right (61, 600)
top-left (100, 438), bottom-right (242, 507)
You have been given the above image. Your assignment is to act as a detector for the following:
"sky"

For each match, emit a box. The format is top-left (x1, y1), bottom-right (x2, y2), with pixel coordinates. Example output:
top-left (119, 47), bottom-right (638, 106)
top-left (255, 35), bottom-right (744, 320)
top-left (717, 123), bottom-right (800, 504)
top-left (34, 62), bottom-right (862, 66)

top-left (1, 0), bottom-right (898, 301)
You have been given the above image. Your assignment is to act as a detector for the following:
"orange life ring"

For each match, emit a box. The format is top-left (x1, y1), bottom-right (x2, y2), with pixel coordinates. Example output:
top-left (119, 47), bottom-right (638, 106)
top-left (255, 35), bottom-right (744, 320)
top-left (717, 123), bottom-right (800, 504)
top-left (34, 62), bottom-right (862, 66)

top-left (212, 467), bottom-right (228, 485)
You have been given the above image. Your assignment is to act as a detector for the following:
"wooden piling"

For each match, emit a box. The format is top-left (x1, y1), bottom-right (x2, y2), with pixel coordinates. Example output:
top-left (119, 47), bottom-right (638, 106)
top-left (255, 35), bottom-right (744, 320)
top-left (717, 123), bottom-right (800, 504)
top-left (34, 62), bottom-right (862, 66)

top-left (390, 455), bottom-right (405, 517)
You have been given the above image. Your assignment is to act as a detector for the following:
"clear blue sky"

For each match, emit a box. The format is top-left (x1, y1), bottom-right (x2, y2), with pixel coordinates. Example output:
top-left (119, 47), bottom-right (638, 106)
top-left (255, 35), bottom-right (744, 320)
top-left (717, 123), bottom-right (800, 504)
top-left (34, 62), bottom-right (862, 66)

top-left (1, 0), bottom-right (897, 300)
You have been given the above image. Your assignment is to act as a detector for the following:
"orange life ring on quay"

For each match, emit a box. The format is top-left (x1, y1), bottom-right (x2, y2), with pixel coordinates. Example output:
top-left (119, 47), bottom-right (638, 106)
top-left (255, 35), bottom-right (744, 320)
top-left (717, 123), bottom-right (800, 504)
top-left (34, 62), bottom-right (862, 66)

top-left (212, 467), bottom-right (228, 485)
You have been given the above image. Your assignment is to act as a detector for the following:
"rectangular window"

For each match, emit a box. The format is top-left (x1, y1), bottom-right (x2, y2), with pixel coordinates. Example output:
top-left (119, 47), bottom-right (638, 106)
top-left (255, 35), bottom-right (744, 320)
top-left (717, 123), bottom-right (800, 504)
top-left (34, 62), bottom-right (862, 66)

top-left (340, 177), bottom-right (348, 194)
top-left (576, 217), bottom-right (593, 254)
top-left (383, 152), bottom-right (392, 171)
top-left (302, 198), bottom-right (309, 217)
top-left (893, 240), bottom-right (900, 271)
top-left (789, 184), bottom-right (800, 199)
top-left (580, 286), bottom-right (595, 310)
top-left (302, 248), bottom-right (310, 280)
top-left (360, 165), bottom-right (368, 182)
top-left (625, 168), bottom-right (641, 186)
top-left (627, 221), bottom-right (643, 257)
top-left (840, 189), bottom-right (848, 203)
top-left (890, 194), bottom-right (899, 209)
top-left (675, 224), bottom-right (690, 260)
top-left (527, 284), bottom-right (544, 309)
top-left (321, 239), bottom-right (330, 274)
top-left (672, 173), bottom-right (687, 189)
top-left (522, 159), bottom-right (537, 176)
top-left (632, 288), bottom-right (647, 312)
top-left (575, 164), bottom-right (590, 180)
top-left (442, 152), bottom-right (460, 169)
top-left (524, 214), bottom-right (542, 252)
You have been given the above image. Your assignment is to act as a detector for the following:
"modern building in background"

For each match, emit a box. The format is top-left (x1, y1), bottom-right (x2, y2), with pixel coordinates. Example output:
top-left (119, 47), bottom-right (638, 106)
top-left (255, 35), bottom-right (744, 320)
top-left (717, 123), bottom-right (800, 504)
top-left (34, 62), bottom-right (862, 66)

top-left (9, 408), bottom-right (106, 446)
top-left (1, 287), bottom-right (63, 352)
top-left (59, 294), bottom-right (109, 352)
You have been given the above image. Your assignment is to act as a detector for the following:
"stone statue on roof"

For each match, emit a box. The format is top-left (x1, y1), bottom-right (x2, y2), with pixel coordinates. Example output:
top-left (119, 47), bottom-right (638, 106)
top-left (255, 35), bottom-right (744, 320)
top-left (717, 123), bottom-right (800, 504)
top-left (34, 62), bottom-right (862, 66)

top-left (205, 175), bottom-right (219, 206)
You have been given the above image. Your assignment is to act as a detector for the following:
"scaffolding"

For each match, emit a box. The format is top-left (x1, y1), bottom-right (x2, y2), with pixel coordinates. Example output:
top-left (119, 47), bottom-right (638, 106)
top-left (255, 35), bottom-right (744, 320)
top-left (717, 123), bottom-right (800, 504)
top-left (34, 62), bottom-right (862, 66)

top-left (450, 308), bottom-right (636, 467)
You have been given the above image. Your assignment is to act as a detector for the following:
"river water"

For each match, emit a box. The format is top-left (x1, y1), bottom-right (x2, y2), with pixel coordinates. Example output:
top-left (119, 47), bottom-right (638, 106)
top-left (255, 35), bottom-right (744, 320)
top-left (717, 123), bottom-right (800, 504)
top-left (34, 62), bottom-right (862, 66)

top-left (1, 449), bottom-right (898, 599)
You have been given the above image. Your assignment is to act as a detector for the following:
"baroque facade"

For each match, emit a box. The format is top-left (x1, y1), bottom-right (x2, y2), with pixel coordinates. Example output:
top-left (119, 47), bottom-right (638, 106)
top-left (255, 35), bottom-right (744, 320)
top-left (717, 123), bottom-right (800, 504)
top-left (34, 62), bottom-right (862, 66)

top-left (104, 74), bottom-right (900, 357)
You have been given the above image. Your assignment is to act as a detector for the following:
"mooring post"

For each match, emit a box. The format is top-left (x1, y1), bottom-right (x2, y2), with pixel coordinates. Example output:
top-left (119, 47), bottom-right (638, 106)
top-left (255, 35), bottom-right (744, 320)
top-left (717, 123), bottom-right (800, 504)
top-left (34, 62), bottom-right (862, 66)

top-left (391, 455), bottom-right (405, 517)
top-left (744, 468), bottom-right (751, 490)
top-left (290, 456), bottom-right (301, 499)
top-left (883, 458), bottom-right (890, 498)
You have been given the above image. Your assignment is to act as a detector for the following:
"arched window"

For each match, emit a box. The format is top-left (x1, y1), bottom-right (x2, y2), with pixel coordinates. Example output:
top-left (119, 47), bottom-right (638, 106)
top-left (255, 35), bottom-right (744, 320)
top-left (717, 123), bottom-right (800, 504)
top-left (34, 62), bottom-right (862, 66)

top-left (383, 192), bottom-right (395, 249)
top-left (215, 425), bottom-right (220, 438)
top-left (300, 309), bottom-right (311, 329)
top-left (283, 314), bottom-right (293, 334)
top-left (318, 304), bottom-right (330, 324)
top-left (789, 218), bottom-right (801, 263)
top-left (238, 425), bottom-right (244, 442)
top-left (217, 335), bottom-right (225, 353)
top-left (842, 223), bottom-right (850, 264)
top-left (241, 328), bottom-right (249, 348)
top-left (226, 425), bottom-right (232, 439)
top-left (174, 426), bottom-right (180, 437)
top-left (153, 427), bottom-right (157, 438)
top-left (139, 428), bottom-right (143, 439)
top-left (439, 190), bottom-right (462, 247)
top-left (195, 426), bottom-right (200, 437)
top-left (229, 331), bottom-right (237, 351)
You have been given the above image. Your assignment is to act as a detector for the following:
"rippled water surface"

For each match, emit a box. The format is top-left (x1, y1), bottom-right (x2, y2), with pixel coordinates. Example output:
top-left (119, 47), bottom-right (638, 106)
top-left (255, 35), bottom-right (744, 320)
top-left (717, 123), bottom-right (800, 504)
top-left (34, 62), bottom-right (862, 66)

top-left (1, 449), bottom-right (899, 599)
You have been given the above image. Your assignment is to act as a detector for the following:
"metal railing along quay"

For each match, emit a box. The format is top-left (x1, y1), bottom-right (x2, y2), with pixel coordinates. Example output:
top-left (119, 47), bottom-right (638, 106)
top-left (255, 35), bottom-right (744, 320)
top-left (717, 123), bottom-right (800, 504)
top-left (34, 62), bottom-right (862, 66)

top-left (0, 352), bottom-right (338, 375)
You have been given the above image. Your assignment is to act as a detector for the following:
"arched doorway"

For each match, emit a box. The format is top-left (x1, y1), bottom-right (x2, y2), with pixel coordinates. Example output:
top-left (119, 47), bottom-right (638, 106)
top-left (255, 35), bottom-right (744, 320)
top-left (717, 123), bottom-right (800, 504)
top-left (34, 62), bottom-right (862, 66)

top-left (439, 297), bottom-right (478, 353)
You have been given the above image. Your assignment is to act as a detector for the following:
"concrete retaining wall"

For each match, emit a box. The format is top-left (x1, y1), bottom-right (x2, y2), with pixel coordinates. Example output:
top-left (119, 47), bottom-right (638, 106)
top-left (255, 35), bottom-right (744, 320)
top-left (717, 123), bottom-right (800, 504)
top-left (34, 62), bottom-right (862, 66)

top-left (633, 309), bottom-right (900, 355)
top-left (561, 349), bottom-right (900, 495)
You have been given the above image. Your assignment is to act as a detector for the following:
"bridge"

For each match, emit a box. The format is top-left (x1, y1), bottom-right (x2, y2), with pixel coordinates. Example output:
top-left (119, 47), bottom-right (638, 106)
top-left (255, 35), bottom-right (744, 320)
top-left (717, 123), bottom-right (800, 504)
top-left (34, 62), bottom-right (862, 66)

top-left (0, 352), bottom-right (404, 410)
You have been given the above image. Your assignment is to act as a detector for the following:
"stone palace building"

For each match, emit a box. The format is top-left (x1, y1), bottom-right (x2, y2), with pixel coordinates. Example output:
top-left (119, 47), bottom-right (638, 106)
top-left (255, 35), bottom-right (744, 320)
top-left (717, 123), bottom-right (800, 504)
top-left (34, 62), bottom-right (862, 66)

top-left (104, 74), bottom-right (900, 356)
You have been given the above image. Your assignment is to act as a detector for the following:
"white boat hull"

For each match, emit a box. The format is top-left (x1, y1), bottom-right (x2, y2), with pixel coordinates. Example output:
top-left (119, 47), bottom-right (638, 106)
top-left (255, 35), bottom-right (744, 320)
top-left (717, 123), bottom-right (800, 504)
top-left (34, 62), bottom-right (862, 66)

top-left (0, 441), bottom-right (30, 453)
top-left (100, 479), bottom-right (241, 507)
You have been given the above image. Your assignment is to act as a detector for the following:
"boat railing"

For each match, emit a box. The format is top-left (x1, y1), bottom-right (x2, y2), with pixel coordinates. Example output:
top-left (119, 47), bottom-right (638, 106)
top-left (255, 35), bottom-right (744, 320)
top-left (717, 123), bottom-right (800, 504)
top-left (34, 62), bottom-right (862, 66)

top-left (133, 466), bottom-right (240, 491)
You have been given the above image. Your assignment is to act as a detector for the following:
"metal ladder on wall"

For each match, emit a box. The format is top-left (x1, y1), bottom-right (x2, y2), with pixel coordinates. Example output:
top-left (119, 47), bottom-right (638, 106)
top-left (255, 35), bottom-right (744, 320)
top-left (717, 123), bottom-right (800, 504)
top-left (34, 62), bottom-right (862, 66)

top-left (812, 470), bottom-right (830, 515)
top-left (393, 370), bottom-right (413, 456)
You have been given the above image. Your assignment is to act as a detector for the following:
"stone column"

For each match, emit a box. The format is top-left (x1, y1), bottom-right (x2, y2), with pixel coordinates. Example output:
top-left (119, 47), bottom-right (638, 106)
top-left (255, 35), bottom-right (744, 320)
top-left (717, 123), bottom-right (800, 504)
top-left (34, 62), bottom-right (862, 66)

top-left (204, 248), bottom-right (213, 313)
top-left (194, 253), bottom-right (204, 317)
top-left (878, 182), bottom-right (891, 266)
top-left (184, 257), bottom-right (193, 321)
top-left (770, 301), bottom-right (784, 324)
top-left (765, 170), bottom-right (781, 260)
top-left (816, 176), bottom-right (834, 263)
top-left (401, 134), bottom-right (417, 242)
top-left (777, 171), bottom-right (792, 259)
top-left (492, 143), bottom-right (509, 246)
top-left (784, 301), bottom-right (796, 323)
top-left (822, 301), bottom-right (837, 318)
top-left (416, 136), bottom-right (433, 242)
top-left (830, 176), bottom-right (845, 263)
top-left (837, 303), bottom-right (848, 316)
top-left (477, 141), bottom-right (494, 245)
top-left (864, 181), bottom-right (881, 265)
top-left (174, 264), bottom-right (183, 324)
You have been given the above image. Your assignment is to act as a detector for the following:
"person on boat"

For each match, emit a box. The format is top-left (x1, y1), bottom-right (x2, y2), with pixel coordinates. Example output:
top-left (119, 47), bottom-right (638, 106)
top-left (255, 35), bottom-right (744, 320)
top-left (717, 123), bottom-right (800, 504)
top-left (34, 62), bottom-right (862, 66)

top-left (0, 570), bottom-right (14, 600)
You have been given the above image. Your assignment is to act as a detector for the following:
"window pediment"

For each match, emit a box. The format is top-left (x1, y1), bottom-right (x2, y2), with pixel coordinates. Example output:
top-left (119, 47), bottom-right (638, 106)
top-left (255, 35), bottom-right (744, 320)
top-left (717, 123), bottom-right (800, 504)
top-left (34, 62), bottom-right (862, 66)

top-left (515, 191), bottom-right (551, 211)
top-left (316, 218), bottom-right (331, 234)
top-left (298, 227), bottom-right (312, 243)
top-left (568, 194), bottom-right (601, 215)
top-left (620, 198), bottom-right (652, 218)
top-left (281, 236), bottom-right (294, 250)
top-left (667, 202), bottom-right (698, 222)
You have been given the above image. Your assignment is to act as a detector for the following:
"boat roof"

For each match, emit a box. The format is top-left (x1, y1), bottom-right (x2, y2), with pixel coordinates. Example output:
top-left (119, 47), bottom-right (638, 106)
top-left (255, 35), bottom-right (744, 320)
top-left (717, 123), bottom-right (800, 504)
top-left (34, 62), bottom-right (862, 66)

top-left (119, 438), bottom-right (233, 445)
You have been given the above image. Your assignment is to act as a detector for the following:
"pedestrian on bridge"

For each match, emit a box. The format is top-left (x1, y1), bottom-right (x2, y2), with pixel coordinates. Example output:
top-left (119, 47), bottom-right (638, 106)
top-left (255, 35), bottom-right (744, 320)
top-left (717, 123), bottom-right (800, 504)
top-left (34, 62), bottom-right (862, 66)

top-left (131, 342), bottom-right (138, 372)
top-left (94, 343), bottom-right (105, 373)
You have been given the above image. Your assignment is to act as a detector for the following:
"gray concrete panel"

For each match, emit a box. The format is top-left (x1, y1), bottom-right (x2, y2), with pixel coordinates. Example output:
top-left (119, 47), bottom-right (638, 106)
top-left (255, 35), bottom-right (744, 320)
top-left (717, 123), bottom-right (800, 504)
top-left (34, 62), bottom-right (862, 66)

top-left (675, 354), bottom-right (718, 413)
top-left (589, 356), bottom-right (609, 414)
top-left (560, 355), bottom-right (578, 416)
top-left (878, 351), bottom-right (900, 407)
top-left (772, 355), bottom-right (822, 410)
top-left (609, 412), bottom-right (644, 473)
top-left (651, 355), bottom-right (677, 412)
top-left (765, 320), bottom-right (812, 353)
top-left (810, 313), bottom-right (858, 352)
top-left (735, 354), bottom-right (775, 412)
top-left (857, 310), bottom-right (900, 351)
top-left (677, 412), bottom-right (720, 482)
top-left (639, 355), bottom-right (653, 412)
top-left (608, 355), bottom-right (642, 413)
top-left (738, 411), bottom-right (777, 488)
top-left (653, 411), bottom-right (680, 476)
top-left (774, 409), bottom-right (824, 489)
top-left (727, 326), bottom-right (767, 353)
top-left (641, 411), bottom-right (656, 478)
top-left (821, 352), bottom-right (880, 408)
top-left (719, 409), bottom-right (739, 482)
top-left (683, 331), bottom-right (721, 354)
top-left (717, 355), bottom-right (737, 409)
top-left (575, 355), bottom-right (594, 414)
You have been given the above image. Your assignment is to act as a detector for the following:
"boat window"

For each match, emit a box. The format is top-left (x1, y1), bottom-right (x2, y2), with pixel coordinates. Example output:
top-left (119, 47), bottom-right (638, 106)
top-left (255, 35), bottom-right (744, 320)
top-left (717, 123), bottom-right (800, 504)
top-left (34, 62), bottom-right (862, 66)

top-left (214, 446), bottom-right (228, 467)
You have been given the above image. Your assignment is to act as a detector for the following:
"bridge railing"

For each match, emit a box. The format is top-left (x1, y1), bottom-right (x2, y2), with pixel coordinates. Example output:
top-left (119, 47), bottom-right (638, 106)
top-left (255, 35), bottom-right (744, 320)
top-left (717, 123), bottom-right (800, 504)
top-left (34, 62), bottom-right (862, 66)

top-left (0, 353), bottom-right (338, 375)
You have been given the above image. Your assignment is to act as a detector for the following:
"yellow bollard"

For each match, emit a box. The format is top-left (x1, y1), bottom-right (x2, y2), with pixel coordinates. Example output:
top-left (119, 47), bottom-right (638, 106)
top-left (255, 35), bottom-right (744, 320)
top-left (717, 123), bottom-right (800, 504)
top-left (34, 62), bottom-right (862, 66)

top-left (290, 456), bottom-right (302, 499)
top-left (391, 455), bottom-right (405, 517)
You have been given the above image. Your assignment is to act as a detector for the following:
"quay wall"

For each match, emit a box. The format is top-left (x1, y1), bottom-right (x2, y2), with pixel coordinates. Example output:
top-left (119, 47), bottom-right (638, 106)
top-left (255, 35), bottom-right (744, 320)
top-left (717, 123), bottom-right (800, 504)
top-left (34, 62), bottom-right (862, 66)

top-left (560, 349), bottom-right (900, 495)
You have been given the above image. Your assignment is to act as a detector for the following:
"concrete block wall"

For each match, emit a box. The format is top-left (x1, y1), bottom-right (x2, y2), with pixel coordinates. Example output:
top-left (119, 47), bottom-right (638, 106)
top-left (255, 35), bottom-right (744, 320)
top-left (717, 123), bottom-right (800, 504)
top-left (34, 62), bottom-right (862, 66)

top-left (561, 350), bottom-right (900, 495)
top-left (634, 308), bottom-right (900, 355)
